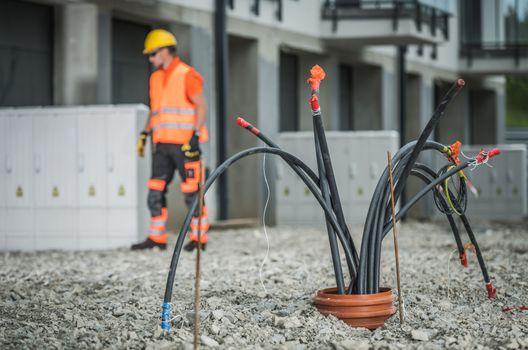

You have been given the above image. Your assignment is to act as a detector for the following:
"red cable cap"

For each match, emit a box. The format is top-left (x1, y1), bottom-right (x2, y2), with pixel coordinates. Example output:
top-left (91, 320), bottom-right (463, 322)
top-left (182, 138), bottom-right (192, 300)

top-left (486, 282), bottom-right (497, 299)
top-left (310, 95), bottom-right (320, 111)
top-left (487, 148), bottom-right (501, 158)
top-left (459, 252), bottom-right (468, 268)
top-left (236, 117), bottom-right (250, 129)
top-left (457, 79), bottom-right (465, 88)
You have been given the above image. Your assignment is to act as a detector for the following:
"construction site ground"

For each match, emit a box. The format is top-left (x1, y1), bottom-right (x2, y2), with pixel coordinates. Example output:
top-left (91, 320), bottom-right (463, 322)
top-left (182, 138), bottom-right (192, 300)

top-left (1, 220), bottom-right (527, 349)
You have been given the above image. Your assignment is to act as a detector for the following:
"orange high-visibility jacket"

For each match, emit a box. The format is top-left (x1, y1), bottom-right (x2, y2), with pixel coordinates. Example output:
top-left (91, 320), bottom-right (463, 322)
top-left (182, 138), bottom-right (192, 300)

top-left (149, 60), bottom-right (208, 144)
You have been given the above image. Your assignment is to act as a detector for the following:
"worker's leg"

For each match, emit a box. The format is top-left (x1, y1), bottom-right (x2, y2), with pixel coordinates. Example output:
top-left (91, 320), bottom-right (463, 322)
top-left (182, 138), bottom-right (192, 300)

top-left (174, 148), bottom-right (209, 247)
top-left (148, 144), bottom-right (177, 243)
top-left (132, 144), bottom-right (175, 250)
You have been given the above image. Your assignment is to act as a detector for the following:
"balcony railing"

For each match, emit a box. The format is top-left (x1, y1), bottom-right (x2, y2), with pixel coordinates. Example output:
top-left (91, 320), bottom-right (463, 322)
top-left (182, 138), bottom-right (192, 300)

top-left (461, 42), bottom-right (528, 67)
top-left (322, 0), bottom-right (450, 40)
top-left (228, 0), bottom-right (284, 21)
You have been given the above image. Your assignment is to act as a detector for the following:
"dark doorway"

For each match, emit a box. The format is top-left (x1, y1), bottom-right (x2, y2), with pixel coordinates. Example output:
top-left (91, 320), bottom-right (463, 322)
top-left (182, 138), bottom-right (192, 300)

top-left (279, 51), bottom-right (299, 131)
top-left (0, 0), bottom-right (53, 106)
top-left (111, 19), bottom-right (151, 104)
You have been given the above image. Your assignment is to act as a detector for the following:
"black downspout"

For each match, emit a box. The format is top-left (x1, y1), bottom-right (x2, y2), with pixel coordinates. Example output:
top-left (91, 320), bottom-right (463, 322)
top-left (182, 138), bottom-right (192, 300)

top-left (215, 0), bottom-right (228, 219)
top-left (398, 45), bottom-right (407, 212)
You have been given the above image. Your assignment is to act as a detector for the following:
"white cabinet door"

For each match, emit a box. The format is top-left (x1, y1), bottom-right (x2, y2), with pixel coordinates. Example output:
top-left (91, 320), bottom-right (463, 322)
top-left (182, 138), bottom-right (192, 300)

top-left (5, 208), bottom-right (34, 251)
top-left (33, 112), bottom-right (77, 207)
top-left (78, 208), bottom-right (107, 250)
top-left (106, 110), bottom-right (137, 207)
top-left (6, 115), bottom-right (33, 207)
top-left (0, 208), bottom-right (5, 250)
top-left (34, 208), bottom-right (77, 250)
top-left (107, 208), bottom-right (138, 248)
top-left (77, 112), bottom-right (107, 207)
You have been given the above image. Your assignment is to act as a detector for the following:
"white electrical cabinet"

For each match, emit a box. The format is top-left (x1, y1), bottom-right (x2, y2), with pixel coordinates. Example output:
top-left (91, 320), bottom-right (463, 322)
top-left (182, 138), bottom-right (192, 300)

top-left (0, 105), bottom-right (150, 251)
top-left (430, 144), bottom-right (527, 221)
top-left (276, 131), bottom-right (399, 226)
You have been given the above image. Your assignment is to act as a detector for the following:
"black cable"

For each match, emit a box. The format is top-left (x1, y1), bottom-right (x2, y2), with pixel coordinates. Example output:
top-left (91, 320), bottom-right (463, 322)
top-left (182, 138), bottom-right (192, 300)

top-left (163, 146), bottom-right (358, 304)
top-left (314, 130), bottom-right (345, 294)
top-left (393, 79), bottom-right (465, 208)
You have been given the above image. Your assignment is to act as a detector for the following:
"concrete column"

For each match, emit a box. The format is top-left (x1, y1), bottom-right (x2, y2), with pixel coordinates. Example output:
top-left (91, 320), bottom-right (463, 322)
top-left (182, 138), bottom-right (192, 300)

top-left (258, 34), bottom-right (280, 224)
top-left (496, 90), bottom-right (506, 144)
top-left (381, 68), bottom-right (396, 131)
top-left (226, 36), bottom-right (259, 219)
top-left (55, 3), bottom-right (98, 105)
top-left (96, 6), bottom-right (111, 104)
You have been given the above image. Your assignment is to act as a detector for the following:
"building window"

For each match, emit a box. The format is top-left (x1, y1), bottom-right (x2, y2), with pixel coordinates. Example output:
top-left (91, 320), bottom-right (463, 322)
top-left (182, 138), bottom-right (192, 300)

top-left (279, 51), bottom-right (299, 131)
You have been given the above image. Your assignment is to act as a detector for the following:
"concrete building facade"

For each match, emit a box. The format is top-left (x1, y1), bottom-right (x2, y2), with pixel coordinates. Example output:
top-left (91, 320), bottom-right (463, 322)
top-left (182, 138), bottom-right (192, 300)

top-left (1, 0), bottom-right (522, 226)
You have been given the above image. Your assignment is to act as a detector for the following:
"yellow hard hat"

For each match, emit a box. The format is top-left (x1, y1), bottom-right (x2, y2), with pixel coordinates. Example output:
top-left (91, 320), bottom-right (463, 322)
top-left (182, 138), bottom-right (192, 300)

top-left (143, 29), bottom-right (177, 54)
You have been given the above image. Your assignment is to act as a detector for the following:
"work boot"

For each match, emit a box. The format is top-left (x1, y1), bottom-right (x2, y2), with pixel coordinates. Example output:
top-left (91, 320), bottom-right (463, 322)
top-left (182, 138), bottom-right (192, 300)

top-left (183, 240), bottom-right (206, 252)
top-left (131, 237), bottom-right (167, 251)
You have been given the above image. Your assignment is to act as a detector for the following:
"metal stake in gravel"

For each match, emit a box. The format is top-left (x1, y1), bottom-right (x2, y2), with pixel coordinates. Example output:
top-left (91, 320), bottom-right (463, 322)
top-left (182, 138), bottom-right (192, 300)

top-left (387, 151), bottom-right (404, 324)
top-left (193, 160), bottom-right (205, 350)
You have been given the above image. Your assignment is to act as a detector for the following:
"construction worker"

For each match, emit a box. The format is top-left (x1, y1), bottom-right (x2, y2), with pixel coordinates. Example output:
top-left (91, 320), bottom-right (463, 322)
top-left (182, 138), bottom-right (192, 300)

top-left (131, 29), bottom-right (209, 251)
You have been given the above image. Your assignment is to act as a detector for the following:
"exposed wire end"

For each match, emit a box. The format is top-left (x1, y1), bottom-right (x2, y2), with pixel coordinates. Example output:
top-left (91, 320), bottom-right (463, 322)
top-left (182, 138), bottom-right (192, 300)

top-left (467, 180), bottom-right (479, 198)
top-left (486, 282), bottom-right (497, 299)
top-left (446, 140), bottom-right (462, 165)
top-left (459, 251), bottom-right (468, 268)
top-left (475, 148), bottom-right (501, 164)
top-left (307, 64), bottom-right (326, 92)
top-left (161, 303), bottom-right (171, 332)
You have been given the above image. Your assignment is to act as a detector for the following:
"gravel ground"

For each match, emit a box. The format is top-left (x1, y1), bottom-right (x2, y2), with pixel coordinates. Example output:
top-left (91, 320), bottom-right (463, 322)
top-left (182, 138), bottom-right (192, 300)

top-left (1, 220), bottom-right (527, 349)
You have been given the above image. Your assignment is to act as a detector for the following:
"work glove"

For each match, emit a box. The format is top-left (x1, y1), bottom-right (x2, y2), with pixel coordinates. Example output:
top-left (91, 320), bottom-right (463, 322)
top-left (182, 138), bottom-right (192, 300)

top-left (181, 131), bottom-right (201, 159)
top-left (136, 131), bottom-right (149, 158)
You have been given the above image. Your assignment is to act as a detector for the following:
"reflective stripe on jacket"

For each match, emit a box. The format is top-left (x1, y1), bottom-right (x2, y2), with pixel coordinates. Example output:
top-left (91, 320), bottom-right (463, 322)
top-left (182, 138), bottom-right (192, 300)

top-left (149, 61), bottom-right (209, 144)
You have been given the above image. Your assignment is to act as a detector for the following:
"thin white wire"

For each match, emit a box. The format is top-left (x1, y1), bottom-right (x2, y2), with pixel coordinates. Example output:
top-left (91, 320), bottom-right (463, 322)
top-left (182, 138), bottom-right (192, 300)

top-left (446, 248), bottom-right (458, 300)
top-left (259, 153), bottom-right (271, 295)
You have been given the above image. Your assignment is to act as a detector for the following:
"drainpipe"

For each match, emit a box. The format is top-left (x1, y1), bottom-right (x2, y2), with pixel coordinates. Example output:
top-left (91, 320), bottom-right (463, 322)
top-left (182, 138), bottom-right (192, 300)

top-left (398, 45), bottom-right (407, 210)
top-left (215, 0), bottom-right (228, 219)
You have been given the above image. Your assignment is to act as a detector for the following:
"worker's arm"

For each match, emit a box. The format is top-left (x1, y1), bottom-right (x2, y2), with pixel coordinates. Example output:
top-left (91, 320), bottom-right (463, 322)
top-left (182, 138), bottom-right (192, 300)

top-left (137, 112), bottom-right (152, 158)
top-left (142, 113), bottom-right (153, 134)
top-left (189, 93), bottom-right (207, 132)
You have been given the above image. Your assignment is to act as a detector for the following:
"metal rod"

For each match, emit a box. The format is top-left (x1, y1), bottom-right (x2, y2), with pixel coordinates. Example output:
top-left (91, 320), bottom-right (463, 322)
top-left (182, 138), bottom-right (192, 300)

top-left (193, 160), bottom-right (205, 350)
top-left (387, 151), bottom-right (404, 324)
